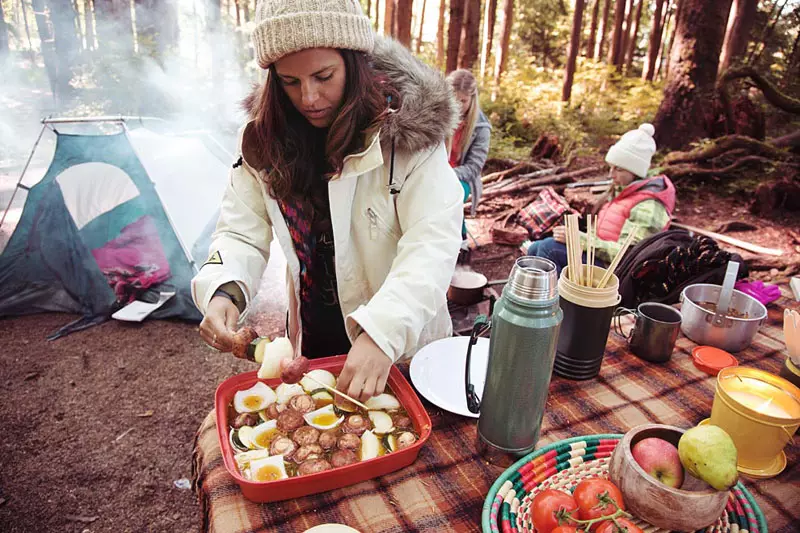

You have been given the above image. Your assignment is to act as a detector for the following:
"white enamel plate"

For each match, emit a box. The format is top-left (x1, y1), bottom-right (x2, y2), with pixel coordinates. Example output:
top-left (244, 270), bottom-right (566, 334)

top-left (409, 336), bottom-right (490, 418)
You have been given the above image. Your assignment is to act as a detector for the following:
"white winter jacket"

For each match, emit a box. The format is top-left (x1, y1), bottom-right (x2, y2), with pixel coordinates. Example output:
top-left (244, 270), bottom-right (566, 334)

top-left (191, 38), bottom-right (464, 363)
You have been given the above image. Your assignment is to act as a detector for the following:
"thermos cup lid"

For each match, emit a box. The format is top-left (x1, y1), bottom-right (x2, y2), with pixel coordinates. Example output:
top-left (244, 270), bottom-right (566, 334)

top-left (507, 257), bottom-right (558, 301)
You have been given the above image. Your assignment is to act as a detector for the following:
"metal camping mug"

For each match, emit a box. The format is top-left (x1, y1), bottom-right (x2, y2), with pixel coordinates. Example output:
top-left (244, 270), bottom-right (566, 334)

top-left (613, 302), bottom-right (682, 363)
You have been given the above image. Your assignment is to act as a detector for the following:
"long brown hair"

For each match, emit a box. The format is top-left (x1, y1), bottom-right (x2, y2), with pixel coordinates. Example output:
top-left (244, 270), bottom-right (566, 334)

top-left (447, 69), bottom-right (479, 160)
top-left (249, 50), bottom-right (396, 201)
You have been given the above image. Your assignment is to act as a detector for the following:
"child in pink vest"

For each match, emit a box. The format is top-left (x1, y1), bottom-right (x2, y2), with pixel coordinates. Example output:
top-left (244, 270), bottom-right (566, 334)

top-left (527, 123), bottom-right (676, 275)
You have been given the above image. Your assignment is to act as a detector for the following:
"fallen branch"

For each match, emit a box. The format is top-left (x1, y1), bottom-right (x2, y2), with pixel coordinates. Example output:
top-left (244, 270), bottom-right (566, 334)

top-left (664, 135), bottom-right (789, 165)
top-left (718, 66), bottom-right (800, 114)
top-left (671, 222), bottom-right (783, 256)
top-left (481, 161), bottom-right (544, 184)
top-left (661, 155), bottom-right (782, 179)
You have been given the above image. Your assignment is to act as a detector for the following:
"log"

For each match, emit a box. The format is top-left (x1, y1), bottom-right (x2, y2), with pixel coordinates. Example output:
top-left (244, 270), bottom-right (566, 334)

top-left (663, 135), bottom-right (789, 165)
top-left (671, 222), bottom-right (783, 256)
top-left (718, 66), bottom-right (800, 115)
top-left (481, 161), bottom-right (544, 184)
top-left (661, 155), bottom-right (787, 179)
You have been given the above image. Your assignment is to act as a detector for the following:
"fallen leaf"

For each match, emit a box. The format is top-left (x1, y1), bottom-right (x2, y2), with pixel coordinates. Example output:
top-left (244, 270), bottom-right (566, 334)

top-left (65, 515), bottom-right (99, 523)
top-left (136, 410), bottom-right (154, 418)
top-left (24, 372), bottom-right (40, 381)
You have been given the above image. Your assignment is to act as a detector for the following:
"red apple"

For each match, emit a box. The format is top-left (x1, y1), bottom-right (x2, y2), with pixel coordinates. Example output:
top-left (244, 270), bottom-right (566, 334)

top-left (631, 437), bottom-right (685, 488)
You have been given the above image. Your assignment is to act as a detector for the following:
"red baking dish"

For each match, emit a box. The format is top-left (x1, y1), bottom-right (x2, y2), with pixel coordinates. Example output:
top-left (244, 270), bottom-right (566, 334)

top-left (215, 355), bottom-right (432, 503)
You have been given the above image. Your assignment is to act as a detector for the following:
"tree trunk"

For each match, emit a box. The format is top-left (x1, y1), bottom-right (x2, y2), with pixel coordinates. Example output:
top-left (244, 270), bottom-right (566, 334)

top-left (366, 0), bottom-right (371, 20)
top-left (653, 0), bottom-right (734, 150)
top-left (47, 0), bottom-right (80, 95)
top-left (480, 0), bottom-right (498, 76)
top-left (415, 0), bottom-right (426, 53)
top-left (595, 0), bottom-right (611, 59)
top-left (83, 0), bottom-right (95, 50)
top-left (642, 0), bottom-right (665, 80)
top-left (625, 0), bottom-right (644, 73)
top-left (396, 0), bottom-right (412, 46)
top-left (458, 0), bottom-right (479, 68)
top-left (242, 0), bottom-right (249, 21)
top-left (446, 0), bottom-right (464, 72)
top-left (493, 0), bottom-right (513, 86)
top-left (621, 0), bottom-right (635, 66)
top-left (31, 0), bottom-right (58, 95)
top-left (0, 1), bottom-right (8, 60)
top-left (608, 0), bottom-right (627, 68)
top-left (661, 0), bottom-right (679, 79)
top-left (384, 0), bottom-right (396, 37)
top-left (436, 0), bottom-right (446, 69)
top-left (749, 0), bottom-right (788, 66)
top-left (718, 0), bottom-right (758, 74)
top-left (94, 0), bottom-right (135, 55)
top-left (135, 0), bottom-right (178, 63)
top-left (586, 0), bottom-right (600, 58)
top-left (563, 0), bottom-right (586, 102)
top-left (207, 0), bottom-right (222, 96)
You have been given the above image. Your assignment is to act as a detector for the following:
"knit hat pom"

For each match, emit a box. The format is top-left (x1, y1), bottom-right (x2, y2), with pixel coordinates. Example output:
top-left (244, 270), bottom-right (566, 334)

top-left (638, 123), bottom-right (655, 136)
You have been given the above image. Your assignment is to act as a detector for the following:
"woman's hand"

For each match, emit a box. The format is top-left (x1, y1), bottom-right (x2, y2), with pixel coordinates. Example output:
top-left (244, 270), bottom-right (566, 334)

top-left (199, 296), bottom-right (240, 352)
top-left (337, 333), bottom-right (392, 402)
top-left (552, 225), bottom-right (566, 244)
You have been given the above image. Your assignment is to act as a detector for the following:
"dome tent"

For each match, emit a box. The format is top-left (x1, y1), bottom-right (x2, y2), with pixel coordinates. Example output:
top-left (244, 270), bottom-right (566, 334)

top-left (0, 117), bottom-right (230, 338)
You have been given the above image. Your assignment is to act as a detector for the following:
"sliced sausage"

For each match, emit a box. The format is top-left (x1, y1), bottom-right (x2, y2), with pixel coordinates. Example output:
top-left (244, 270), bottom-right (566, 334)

top-left (341, 414), bottom-right (370, 436)
top-left (330, 449), bottom-right (359, 468)
top-left (397, 432), bottom-right (417, 449)
top-left (265, 403), bottom-right (286, 420)
top-left (292, 426), bottom-right (320, 446)
top-left (318, 430), bottom-right (339, 450)
top-left (297, 458), bottom-right (332, 476)
top-left (280, 356), bottom-right (310, 384)
top-left (392, 414), bottom-right (412, 430)
top-left (276, 409), bottom-right (305, 432)
top-left (232, 412), bottom-right (260, 429)
top-left (232, 327), bottom-right (258, 359)
top-left (337, 433), bottom-right (361, 451)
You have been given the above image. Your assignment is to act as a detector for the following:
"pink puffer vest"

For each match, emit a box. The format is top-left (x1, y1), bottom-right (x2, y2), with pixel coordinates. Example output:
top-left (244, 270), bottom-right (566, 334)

top-left (596, 176), bottom-right (676, 242)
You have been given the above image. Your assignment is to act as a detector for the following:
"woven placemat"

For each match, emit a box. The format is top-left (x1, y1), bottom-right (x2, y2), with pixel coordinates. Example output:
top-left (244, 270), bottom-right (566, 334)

top-left (482, 434), bottom-right (767, 533)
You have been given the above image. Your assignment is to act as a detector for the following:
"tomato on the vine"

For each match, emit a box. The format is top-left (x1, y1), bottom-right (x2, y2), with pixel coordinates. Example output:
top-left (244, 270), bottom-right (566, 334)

top-left (531, 489), bottom-right (579, 533)
top-left (572, 478), bottom-right (625, 531)
top-left (596, 518), bottom-right (643, 533)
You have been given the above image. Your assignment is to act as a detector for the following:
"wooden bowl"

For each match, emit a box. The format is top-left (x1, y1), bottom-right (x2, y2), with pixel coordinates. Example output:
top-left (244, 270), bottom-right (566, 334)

top-left (608, 424), bottom-right (729, 532)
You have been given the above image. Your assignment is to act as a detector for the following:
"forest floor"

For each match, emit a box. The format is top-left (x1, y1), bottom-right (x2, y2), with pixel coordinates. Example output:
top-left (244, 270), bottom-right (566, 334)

top-left (2, 174), bottom-right (799, 532)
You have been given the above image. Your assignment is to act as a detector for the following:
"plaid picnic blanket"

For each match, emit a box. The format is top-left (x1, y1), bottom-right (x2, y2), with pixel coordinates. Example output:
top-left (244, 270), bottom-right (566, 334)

top-left (192, 297), bottom-right (799, 533)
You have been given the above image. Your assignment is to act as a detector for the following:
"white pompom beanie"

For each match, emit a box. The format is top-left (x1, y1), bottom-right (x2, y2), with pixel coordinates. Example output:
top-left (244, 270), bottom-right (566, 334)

top-left (605, 123), bottom-right (657, 178)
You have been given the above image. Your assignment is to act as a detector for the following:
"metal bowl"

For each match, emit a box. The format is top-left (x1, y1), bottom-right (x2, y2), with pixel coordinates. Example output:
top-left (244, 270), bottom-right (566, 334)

top-left (680, 284), bottom-right (767, 352)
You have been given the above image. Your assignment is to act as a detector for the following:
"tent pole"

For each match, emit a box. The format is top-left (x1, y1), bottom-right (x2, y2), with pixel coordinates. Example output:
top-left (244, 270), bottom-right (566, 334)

top-left (41, 116), bottom-right (168, 125)
top-left (121, 123), bottom-right (199, 274)
top-left (0, 123), bottom-right (48, 231)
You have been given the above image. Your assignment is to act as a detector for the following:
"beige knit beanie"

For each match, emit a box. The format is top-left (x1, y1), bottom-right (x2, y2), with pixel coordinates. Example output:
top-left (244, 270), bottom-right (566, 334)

top-left (252, 0), bottom-right (375, 68)
top-left (605, 123), bottom-right (657, 178)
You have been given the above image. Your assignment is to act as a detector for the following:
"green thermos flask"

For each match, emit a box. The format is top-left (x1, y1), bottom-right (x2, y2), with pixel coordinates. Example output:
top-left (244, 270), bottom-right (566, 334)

top-left (465, 257), bottom-right (562, 465)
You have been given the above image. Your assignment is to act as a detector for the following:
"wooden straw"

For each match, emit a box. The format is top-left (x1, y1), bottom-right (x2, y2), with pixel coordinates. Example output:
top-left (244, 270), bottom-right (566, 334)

top-left (303, 374), bottom-right (369, 410)
top-left (587, 215), bottom-right (594, 287)
top-left (597, 229), bottom-right (637, 288)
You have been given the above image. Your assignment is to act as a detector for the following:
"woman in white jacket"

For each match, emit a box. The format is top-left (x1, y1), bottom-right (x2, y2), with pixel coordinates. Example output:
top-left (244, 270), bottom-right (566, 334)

top-left (192, 0), bottom-right (464, 401)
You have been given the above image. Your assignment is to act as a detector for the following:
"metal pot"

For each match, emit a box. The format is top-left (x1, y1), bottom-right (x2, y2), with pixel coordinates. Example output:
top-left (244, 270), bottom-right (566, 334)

top-left (448, 270), bottom-right (506, 306)
top-left (679, 283), bottom-right (767, 353)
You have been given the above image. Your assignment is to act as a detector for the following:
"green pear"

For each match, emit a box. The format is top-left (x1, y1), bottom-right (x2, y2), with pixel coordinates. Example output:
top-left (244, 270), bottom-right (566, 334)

top-left (678, 425), bottom-right (739, 491)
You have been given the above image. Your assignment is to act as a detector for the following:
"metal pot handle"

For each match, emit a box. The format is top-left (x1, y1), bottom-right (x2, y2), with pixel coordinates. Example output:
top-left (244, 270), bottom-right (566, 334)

top-left (465, 315), bottom-right (490, 414)
top-left (613, 307), bottom-right (637, 340)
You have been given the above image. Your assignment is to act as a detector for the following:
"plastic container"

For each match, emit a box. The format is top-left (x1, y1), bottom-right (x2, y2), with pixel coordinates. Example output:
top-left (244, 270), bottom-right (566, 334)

top-left (709, 366), bottom-right (800, 478)
top-left (215, 355), bottom-right (432, 503)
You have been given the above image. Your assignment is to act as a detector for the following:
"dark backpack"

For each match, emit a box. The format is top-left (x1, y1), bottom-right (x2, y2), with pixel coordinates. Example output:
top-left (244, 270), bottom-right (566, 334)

top-left (617, 229), bottom-right (748, 309)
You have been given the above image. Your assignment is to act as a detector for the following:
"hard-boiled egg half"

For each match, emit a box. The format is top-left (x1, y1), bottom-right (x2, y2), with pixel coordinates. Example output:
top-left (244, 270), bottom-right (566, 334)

top-left (233, 382), bottom-right (277, 413)
top-left (250, 420), bottom-right (280, 450)
top-left (303, 404), bottom-right (344, 431)
top-left (248, 455), bottom-right (289, 482)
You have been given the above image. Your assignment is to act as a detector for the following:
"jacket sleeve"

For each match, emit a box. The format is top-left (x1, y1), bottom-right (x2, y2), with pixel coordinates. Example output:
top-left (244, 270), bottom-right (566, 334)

top-left (346, 143), bottom-right (463, 362)
top-left (582, 199), bottom-right (671, 264)
top-left (190, 161), bottom-right (272, 316)
top-left (454, 125), bottom-right (490, 216)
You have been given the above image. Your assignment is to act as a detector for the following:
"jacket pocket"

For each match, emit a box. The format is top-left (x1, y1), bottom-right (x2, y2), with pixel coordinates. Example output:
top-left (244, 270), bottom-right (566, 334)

top-left (366, 207), bottom-right (400, 240)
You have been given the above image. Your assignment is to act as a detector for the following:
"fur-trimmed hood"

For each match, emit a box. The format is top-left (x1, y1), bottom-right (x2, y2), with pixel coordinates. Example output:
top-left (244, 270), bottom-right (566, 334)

top-left (241, 36), bottom-right (459, 166)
